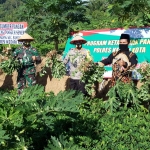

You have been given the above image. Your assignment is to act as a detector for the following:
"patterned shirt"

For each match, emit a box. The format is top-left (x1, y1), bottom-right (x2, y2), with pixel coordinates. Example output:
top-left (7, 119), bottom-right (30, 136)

top-left (101, 49), bottom-right (138, 85)
top-left (63, 48), bottom-right (88, 79)
top-left (13, 46), bottom-right (41, 75)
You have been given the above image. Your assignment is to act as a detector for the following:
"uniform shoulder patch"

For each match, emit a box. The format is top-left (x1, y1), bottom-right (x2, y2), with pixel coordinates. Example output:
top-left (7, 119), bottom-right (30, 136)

top-left (70, 48), bottom-right (74, 51)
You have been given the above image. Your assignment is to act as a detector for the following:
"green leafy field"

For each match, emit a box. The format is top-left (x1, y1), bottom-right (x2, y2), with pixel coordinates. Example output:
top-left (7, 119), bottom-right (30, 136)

top-left (0, 63), bottom-right (149, 150)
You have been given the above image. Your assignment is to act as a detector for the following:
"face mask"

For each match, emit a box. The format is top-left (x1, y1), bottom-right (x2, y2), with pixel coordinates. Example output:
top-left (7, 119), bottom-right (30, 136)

top-left (119, 44), bottom-right (128, 51)
top-left (23, 41), bottom-right (30, 47)
top-left (75, 43), bottom-right (82, 49)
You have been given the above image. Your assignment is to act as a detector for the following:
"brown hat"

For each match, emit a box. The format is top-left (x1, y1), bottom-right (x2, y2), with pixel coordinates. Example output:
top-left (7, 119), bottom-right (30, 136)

top-left (70, 35), bottom-right (87, 44)
top-left (18, 33), bottom-right (34, 41)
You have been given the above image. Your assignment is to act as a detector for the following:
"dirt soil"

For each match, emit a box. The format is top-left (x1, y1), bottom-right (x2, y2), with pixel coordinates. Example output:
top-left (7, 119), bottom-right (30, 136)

top-left (0, 70), bottom-right (70, 94)
top-left (0, 56), bottom-right (143, 95)
top-left (0, 71), bottom-right (142, 97)
top-left (0, 57), bottom-right (70, 95)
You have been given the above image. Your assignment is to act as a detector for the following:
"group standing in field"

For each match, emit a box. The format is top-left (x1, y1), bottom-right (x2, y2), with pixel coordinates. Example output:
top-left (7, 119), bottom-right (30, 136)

top-left (12, 32), bottom-right (138, 95)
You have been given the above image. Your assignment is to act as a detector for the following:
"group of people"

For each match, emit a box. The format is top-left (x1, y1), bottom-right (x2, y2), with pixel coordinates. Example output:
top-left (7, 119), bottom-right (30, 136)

top-left (13, 32), bottom-right (138, 95)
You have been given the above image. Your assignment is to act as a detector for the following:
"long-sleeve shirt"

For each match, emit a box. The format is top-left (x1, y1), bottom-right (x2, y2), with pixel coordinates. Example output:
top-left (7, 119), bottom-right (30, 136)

top-left (101, 49), bottom-right (138, 84)
top-left (101, 50), bottom-right (138, 68)
top-left (13, 46), bottom-right (41, 75)
top-left (63, 48), bottom-right (88, 79)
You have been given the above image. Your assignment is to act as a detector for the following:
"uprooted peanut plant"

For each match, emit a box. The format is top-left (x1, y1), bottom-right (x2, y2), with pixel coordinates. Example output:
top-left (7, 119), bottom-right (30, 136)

top-left (40, 50), bottom-right (66, 79)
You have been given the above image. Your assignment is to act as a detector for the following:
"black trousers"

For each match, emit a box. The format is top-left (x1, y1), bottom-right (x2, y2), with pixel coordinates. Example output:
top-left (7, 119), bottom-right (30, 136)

top-left (69, 78), bottom-right (86, 95)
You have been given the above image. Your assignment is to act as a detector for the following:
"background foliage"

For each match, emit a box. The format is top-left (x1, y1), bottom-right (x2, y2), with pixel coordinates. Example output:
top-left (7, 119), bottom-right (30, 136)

top-left (0, 1), bottom-right (150, 149)
top-left (1, 0), bottom-right (150, 54)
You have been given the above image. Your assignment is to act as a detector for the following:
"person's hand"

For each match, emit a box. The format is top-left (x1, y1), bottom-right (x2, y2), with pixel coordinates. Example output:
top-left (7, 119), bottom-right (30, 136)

top-left (32, 56), bottom-right (36, 61)
top-left (118, 59), bottom-right (128, 72)
top-left (17, 54), bottom-right (23, 59)
top-left (118, 59), bottom-right (126, 66)
top-left (98, 62), bottom-right (104, 67)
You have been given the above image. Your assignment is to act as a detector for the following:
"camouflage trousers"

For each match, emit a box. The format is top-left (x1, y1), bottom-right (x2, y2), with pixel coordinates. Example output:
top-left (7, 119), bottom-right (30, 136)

top-left (17, 73), bottom-right (36, 95)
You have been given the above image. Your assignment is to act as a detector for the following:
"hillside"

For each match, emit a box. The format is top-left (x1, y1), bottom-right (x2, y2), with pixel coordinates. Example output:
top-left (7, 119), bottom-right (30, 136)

top-left (0, 0), bottom-right (24, 22)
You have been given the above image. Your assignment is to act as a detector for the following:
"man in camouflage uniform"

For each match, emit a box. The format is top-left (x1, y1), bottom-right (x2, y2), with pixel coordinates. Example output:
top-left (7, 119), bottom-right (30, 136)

top-left (98, 34), bottom-right (138, 86)
top-left (63, 35), bottom-right (91, 95)
top-left (13, 33), bottom-right (41, 94)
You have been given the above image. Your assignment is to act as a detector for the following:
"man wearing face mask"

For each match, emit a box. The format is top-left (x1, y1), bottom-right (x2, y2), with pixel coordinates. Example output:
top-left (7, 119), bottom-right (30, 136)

top-left (98, 34), bottom-right (138, 86)
top-left (63, 35), bottom-right (91, 95)
top-left (13, 33), bottom-right (41, 94)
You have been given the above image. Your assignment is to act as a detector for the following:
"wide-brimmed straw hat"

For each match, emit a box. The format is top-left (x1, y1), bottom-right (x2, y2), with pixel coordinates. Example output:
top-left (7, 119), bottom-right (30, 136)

top-left (18, 33), bottom-right (34, 41)
top-left (70, 35), bottom-right (87, 44)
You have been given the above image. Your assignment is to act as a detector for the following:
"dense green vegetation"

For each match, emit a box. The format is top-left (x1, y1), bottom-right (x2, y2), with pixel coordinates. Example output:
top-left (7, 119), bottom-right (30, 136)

top-left (0, 63), bottom-right (149, 149)
top-left (0, 1), bottom-right (150, 149)
top-left (1, 0), bottom-right (150, 53)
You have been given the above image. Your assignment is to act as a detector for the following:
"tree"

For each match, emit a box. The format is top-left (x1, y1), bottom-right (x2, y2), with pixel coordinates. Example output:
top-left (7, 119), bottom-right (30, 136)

top-left (80, 0), bottom-right (150, 30)
top-left (0, 0), bottom-right (6, 4)
top-left (0, 0), bottom-right (23, 21)
top-left (78, 0), bottom-right (120, 30)
top-left (107, 0), bottom-right (150, 27)
top-left (17, 0), bottom-right (89, 51)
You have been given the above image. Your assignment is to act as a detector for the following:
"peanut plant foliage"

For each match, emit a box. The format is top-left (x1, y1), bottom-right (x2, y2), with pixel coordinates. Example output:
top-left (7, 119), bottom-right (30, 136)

top-left (0, 58), bottom-right (22, 75)
top-left (0, 63), bottom-right (149, 150)
top-left (40, 50), bottom-right (66, 79)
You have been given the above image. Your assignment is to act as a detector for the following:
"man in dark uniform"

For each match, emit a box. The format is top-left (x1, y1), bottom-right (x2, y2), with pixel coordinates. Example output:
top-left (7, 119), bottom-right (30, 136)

top-left (98, 34), bottom-right (138, 86)
top-left (13, 33), bottom-right (41, 94)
